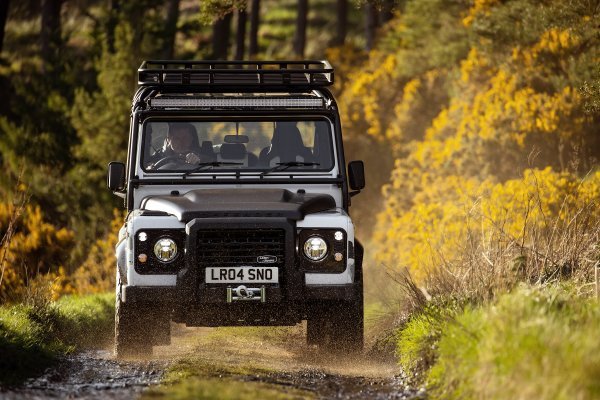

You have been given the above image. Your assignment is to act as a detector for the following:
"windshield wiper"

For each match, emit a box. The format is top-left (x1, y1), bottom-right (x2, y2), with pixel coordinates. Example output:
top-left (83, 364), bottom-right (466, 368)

top-left (260, 161), bottom-right (320, 177)
top-left (183, 161), bottom-right (243, 176)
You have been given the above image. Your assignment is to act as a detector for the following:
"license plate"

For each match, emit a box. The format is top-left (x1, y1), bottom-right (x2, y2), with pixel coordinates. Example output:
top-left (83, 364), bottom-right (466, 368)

top-left (205, 267), bottom-right (278, 283)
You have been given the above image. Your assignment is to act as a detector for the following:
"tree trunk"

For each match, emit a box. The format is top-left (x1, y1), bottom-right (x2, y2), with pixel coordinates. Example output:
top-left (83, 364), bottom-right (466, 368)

top-left (212, 11), bottom-right (232, 60)
top-left (40, 0), bottom-right (63, 67)
top-left (379, 0), bottom-right (394, 24)
top-left (330, 0), bottom-right (347, 47)
top-left (130, 4), bottom-right (146, 57)
top-left (364, 2), bottom-right (378, 51)
top-left (293, 0), bottom-right (308, 57)
top-left (0, 0), bottom-right (10, 54)
top-left (248, 0), bottom-right (260, 58)
top-left (106, 0), bottom-right (120, 53)
top-left (161, 0), bottom-right (180, 59)
top-left (235, 8), bottom-right (247, 60)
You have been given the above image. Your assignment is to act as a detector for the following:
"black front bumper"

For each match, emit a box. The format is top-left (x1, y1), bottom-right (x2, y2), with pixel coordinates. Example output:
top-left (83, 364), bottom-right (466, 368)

top-left (122, 282), bottom-right (358, 304)
top-left (122, 283), bottom-right (358, 326)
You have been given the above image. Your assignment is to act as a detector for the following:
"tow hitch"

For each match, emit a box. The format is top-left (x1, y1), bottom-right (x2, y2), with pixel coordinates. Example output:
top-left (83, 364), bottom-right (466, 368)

top-left (227, 285), bottom-right (267, 303)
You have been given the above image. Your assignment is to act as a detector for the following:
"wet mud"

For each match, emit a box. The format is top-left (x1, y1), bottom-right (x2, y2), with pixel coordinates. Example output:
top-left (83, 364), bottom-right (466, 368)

top-left (253, 369), bottom-right (425, 399)
top-left (2, 325), bottom-right (425, 399)
top-left (1, 350), bottom-right (165, 400)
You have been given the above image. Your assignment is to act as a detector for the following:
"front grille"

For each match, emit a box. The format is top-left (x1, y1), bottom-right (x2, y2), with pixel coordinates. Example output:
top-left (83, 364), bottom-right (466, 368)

top-left (196, 229), bottom-right (285, 267)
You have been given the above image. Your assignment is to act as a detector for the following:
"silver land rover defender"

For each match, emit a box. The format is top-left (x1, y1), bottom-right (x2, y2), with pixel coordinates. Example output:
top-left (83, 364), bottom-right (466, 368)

top-left (107, 60), bottom-right (366, 357)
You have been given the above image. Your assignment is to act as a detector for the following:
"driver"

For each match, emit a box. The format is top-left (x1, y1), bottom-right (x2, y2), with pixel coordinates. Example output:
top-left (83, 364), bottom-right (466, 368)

top-left (148, 123), bottom-right (201, 168)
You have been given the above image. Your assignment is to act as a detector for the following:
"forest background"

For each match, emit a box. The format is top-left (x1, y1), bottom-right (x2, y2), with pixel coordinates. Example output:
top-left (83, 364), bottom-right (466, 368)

top-left (1, 0), bottom-right (600, 397)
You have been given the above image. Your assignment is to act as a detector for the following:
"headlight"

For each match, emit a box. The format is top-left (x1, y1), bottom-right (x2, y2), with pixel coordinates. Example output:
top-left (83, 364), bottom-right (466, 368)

top-left (153, 238), bottom-right (177, 262)
top-left (303, 236), bottom-right (328, 261)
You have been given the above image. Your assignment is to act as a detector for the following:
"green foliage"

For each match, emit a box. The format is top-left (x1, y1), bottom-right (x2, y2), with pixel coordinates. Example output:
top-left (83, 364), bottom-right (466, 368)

top-left (71, 22), bottom-right (136, 170)
top-left (396, 285), bottom-right (600, 400)
top-left (396, 311), bottom-right (441, 374)
top-left (350, 2), bottom-right (600, 394)
top-left (0, 293), bottom-right (114, 386)
top-left (469, 0), bottom-right (598, 55)
top-left (426, 307), bottom-right (483, 399)
top-left (0, 80), bottom-right (75, 170)
top-left (468, 285), bottom-right (600, 400)
top-left (65, 22), bottom-right (139, 261)
top-left (379, 0), bottom-right (471, 77)
top-left (0, 61), bottom-right (79, 223)
top-left (52, 293), bottom-right (115, 348)
top-left (0, 0), bottom-right (175, 277)
top-left (198, 0), bottom-right (248, 25)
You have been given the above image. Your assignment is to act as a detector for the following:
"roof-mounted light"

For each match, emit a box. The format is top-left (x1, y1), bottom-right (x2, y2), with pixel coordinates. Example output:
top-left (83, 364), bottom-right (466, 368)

top-left (149, 97), bottom-right (325, 109)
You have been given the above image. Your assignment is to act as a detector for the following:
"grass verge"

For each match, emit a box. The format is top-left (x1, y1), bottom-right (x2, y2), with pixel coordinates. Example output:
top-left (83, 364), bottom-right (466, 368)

top-left (396, 284), bottom-right (600, 400)
top-left (0, 293), bottom-right (114, 386)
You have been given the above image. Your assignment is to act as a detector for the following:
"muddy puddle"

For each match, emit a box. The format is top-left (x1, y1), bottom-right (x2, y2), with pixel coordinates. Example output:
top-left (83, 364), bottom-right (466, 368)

top-left (1, 325), bottom-right (425, 399)
top-left (1, 350), bottom-right (164, 400)
top-left (1, 325), bottom-right (198, 399)
top-left (253, 369), bottom-right (425, 399)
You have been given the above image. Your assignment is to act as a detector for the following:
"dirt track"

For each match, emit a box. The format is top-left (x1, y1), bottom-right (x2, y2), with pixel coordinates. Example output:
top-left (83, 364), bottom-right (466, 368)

top-left (2, 325), bottom-right (425, 399)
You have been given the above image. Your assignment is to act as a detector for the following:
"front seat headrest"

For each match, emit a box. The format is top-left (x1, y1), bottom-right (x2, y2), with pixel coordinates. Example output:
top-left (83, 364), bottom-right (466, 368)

top-left (220, 143), bottom-right (246, 160)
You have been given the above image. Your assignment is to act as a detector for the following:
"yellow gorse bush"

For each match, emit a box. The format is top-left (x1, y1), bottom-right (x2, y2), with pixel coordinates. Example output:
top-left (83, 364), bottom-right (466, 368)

top-left (531, 28), bottom-right (581, 58)
top-left (462, 0), bottom-right (500, 27)
top-left (72, 209), bottom-right (124, 294)
top-left (410, 40), bottom-right (588, 177)
top-left (335, 0), bottom-right (600, 286)
top-left (374, 168), bottom-right (600, 282)
top-left (338, 51), bottom-right (402, 145)
top-left (0, 202), bottom-right (75, 302)
top-left (0, 198), bottom-right (124, 301)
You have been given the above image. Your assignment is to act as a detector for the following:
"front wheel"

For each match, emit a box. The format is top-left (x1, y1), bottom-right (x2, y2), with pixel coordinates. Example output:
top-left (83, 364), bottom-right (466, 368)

top-left (115, 283), bottom-right (152, 358)
top-left (307, 272), bottom-right (364, 354)
top-left (306, 297), bottom-right (364, 354)
top-left (336, 295), bottom-right (364, 353)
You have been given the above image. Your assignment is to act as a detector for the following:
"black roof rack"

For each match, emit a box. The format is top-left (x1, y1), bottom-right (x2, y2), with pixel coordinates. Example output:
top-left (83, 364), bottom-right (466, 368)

top-left (138, 60), bottom-right (334, 88)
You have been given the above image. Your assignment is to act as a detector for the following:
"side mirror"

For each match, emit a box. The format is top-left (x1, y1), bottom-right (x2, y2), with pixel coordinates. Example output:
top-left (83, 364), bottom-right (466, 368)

top-left (107, 162), bottom-right (126, 192)
top-left (348, 160), bottom-right (365, 191)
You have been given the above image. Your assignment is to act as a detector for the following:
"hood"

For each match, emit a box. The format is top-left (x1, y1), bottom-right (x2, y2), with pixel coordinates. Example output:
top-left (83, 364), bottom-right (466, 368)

top-left (141, 188), bottom-right (336, 222)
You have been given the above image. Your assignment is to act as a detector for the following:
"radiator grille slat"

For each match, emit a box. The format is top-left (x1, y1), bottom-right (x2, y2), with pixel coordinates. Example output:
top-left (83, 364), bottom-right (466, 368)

top-left (197, 229), bottom-right (285, 267)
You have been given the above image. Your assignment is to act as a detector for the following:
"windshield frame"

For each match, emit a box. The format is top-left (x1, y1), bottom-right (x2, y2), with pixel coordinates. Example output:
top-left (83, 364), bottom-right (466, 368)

top-left (138, 115), bottom-right (337, 176)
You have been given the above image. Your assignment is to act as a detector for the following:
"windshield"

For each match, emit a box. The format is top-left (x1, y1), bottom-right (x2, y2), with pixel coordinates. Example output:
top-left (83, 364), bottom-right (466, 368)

top-left (141, 118), bottom-right (335, 173)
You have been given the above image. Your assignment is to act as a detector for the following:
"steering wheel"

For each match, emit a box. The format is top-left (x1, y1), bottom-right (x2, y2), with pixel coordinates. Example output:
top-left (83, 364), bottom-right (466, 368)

top-left (151, 155), bottom-right (188, 169)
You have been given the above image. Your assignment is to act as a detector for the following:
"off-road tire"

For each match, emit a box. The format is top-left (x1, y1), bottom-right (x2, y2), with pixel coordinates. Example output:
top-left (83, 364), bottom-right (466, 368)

top-left (307, 258), bottom-right (364, 354)
top-left (307, 292), bottom-right (363, 354)
top-left (307, 298), bottom-right (364, 354)
top-left (115, 283), bottom-right (153, 358)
